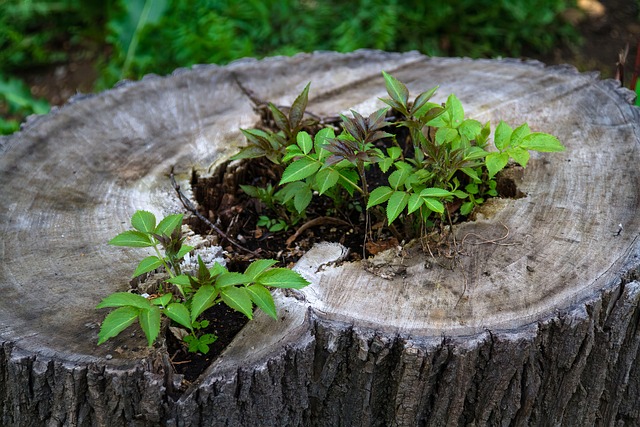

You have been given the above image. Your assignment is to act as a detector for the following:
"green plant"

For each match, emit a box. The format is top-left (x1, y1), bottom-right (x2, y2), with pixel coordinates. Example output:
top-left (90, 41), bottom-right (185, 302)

top-left (0, 0), bottom-right (577, 133)
top-left (232, 83), bottom-right (312, 163)
top-left (237, 72), bottom-right (565, 248)
top-left (256, 215), bottom-right (289, 232)
top-left (97, 210), bottom-right (309, 352)
top-left (0, 75), bottom-right (50, 135)
top-left (96, 0), bottom-right (577, 88)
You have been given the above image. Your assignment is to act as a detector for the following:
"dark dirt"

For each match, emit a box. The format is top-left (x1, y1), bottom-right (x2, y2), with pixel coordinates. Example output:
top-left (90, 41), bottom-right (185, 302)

top-left (166, 302), bottom-right (248, 387)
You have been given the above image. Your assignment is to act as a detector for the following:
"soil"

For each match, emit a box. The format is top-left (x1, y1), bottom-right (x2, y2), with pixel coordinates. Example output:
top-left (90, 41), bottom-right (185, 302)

top-left (166, 302), bottom-right (248, 385)
top-left (15, 0), bottom-right (640, 387)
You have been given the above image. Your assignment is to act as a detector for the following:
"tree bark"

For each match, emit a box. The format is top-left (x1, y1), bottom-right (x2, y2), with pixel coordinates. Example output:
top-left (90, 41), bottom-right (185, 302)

top-left (1, 51), bottom-right (639, 426)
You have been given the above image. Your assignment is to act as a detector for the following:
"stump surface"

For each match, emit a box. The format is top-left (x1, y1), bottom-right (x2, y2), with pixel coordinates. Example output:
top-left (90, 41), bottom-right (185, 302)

top-left (1, 51), bottom-right (640, 426)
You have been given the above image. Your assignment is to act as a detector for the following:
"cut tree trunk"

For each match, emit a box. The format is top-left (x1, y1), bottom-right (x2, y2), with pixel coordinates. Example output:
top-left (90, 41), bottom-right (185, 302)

top-left (1, 51), bottom-right (640, 426)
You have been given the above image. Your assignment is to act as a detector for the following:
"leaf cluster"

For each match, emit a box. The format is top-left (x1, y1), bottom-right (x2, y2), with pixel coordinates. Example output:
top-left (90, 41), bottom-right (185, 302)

top-left (232, 83), bottom-right (313, 164)
top-left (238, 72), bottom-right (565, 244)
top-left (97, 210), bottom-right (310, 353)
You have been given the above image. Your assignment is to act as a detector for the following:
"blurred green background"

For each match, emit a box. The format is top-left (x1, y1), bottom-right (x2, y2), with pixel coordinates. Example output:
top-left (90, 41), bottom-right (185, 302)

top-left (1, 0), bottom-right (636, 135)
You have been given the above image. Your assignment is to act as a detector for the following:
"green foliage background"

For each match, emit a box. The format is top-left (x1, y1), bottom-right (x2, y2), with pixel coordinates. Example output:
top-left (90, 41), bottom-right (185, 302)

top-left (1, 0), bottom-right (579, 134)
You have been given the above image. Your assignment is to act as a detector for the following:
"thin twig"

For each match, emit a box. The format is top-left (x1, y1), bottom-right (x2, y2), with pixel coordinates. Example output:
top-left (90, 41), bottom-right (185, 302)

top-left (169, 169), bottom-right (261, 257)
top-left (454, 257), bottom-right (468, 308)
top-left (232, 73), bottom-right (266, 107)
top-left (285, 216), bottom-right (351, 246)
top-left (460, 221), bottom-right (520, 248)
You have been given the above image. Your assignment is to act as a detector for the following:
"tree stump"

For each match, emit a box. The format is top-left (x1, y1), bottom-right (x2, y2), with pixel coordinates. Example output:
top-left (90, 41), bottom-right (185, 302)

top-left (1, 51), bottom-right (639, 426)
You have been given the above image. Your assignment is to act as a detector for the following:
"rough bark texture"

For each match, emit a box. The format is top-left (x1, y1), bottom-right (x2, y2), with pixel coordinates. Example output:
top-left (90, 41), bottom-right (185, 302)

top-left (1, 51), bottom-right (639, 426)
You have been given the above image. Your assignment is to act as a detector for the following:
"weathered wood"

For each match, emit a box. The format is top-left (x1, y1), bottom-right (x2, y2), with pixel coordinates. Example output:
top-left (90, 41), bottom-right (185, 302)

top-left (1, 50), bottom-right (639, 426)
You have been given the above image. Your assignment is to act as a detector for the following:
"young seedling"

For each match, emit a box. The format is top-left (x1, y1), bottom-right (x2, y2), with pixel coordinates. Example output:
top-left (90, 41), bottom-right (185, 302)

top-left (235, 72), bottom-right (565, 255)
top-left (97, 210), bottom-right (310, 353)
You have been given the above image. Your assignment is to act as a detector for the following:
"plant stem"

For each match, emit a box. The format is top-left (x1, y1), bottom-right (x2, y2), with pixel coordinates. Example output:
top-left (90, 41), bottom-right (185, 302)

top-left (153, 244), bottom-right (174, 278)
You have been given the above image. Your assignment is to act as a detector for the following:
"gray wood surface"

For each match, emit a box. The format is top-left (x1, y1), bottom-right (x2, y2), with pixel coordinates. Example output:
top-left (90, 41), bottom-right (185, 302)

top-left (1, 50), bottom-right (639, 426)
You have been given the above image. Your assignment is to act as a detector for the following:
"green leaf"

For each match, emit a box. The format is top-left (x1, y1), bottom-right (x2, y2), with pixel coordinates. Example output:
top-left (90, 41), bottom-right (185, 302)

top-left (494, 121), bottom-right (513, 151)
top-left (461, 167), bottom-right (481, 182)
top-left (297, 131), bottom-right (313, 155)
top-left (388, 163), bottom-right (413, 189)
top-left (367, 186), bottom-right (393, 209)
top-left (379, 97), bottom-right (407, 116)
top-left (378, 156), bottom-right (394, 173)
top-left (458, 119), bottom-right (483, 140)
top-left (446, 94), bottom-right (464, 127)
top-left (221, 287), bottom-right (254, 319)
top-left (276, 181), bottom-right (306, 204)
top-left (0, 75), bottom-right (50, 116)
top-left (244, 259), bottom-right (278, 282)
top-left (337, 168), bottom-right (360, 196)
top-left (427, 109), bottom-right (451, 128)
top-left (109, 230), bottom-right (154, 247)
top-left (486, 152), bottom-right (510, 178)
top-left (423, 197), bottom-right (445, 214)
top-left (150, 293), bottom-right (172, 306)
top-left (435, 127), bottom-right (458, 145)
top-left (191, 334), bottom-right (217, 354)
top-left (411, 86), bottom-right (439, 117)
top-left (420, 188), bottom-right (454, 198)
top-left (246, 284), bottom-right (277, 320)
top-left (167, 274), bottom-right (191, 287)
top-left (280, 158), bottom-right (321, 184)
top-left (282, 144), bottom-right (303, 163)
top-left (507, 146), bottom-right (530, 167)
top-left (465, 182), bottom-right (479, 195)
top-left (97, 306), bottom-right (140, 345)
top-left (510, 123), bottom-right (531, 147)
top-left (190, 285), bottom-right (219, 322)
top-left (382, 71), bottom-right (409, 109)
top-left (165, 302), bottom-right (193, 330)
top-left (289, 83), bottom-right (310, 129)
top-left (453, 190), bottom-right (468, 199)
top-left (197, 255), bottom-right (211, 282)
top-left (255, 268), bottom-right (310, 289)
top-left (387, 146), bottom-right (402, 160)
top-left (477, 121), bottom-right (492, 147)
top-left (520, 133), bottom-right (565, 152)
top-left (268, 103), bottom-right (289, 133)
top-left (138, 306), bottom-right (161, 347)
top-left (175, 245), bottom-right (193, 260)
top-left (386, 191), bottom-right (410, 224)
top-left (133, 255), bottom-right (163, 277)
top-left (315, 127), bottom-right (336, 153)
top-left (315, 168), bottom-right (341, 195)
top-left (239, 184), bottom-right (260, 198)
top-left (131, 210), bottom-right (156, 233)
top-left (155, 214), bottom-right (183, 237)
top-left (112, 0), bottom-right (169, 79)
top-left (96, 292), bottom-right (151, 310)
top-left (407, 192), bottom-right (423, 215)
top-left (209, 262), bottom-right (228, 277)
top-left (231, 145), bottom-right (267, 161)
top-left (464, 146), bottom-right (488, 161)
top-left (216, 272), bottom-right (250, 288)
top-left (294, 185), bottom-right (313, 213)
top-left (460, 201), bottom-right (475, 216)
